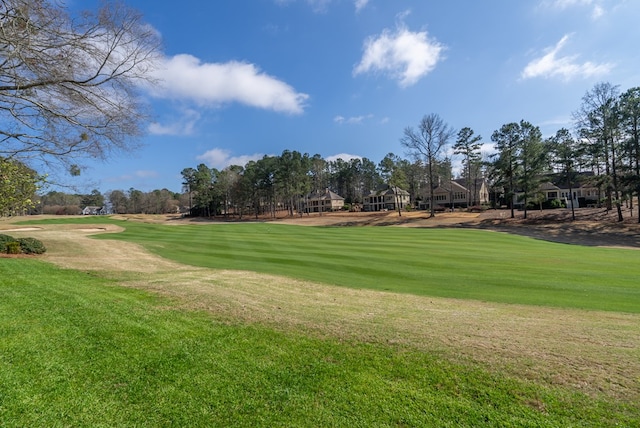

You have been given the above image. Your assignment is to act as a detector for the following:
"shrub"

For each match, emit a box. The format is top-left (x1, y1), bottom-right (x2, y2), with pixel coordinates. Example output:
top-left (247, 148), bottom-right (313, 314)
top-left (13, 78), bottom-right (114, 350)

top-left (0, 233), bottom-right (16, 252)
top-left (6, 241), bottom-right (21, 254)
top-left (17, 237), bottom-right (47, 254)
top-left (549, 199), bottom-right (565, 209)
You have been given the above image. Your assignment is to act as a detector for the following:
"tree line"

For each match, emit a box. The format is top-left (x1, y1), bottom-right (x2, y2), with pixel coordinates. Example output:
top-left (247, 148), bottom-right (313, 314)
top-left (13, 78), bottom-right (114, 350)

top-left (175, 82), bottom-right (640, 222)
top-left (31, 188), bottom-right (185, 216)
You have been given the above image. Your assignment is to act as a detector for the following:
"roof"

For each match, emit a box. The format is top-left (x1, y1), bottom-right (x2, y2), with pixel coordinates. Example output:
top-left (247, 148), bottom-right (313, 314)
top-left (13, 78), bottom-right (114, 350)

top-left (435, 180), bottom-right (468, 193)
top-left (366, 184), bottom-right (409, 197)
top-left (453, 178), bottom-right (487, 190)
top-left (307, 188), bottom-right (344, 201)
top-left (539, 182), bottom-right (561, 191)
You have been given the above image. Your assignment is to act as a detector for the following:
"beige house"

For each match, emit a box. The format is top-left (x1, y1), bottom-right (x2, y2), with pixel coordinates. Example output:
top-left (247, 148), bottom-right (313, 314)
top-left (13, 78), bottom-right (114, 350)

top-left (454, 178), bottom-right (489, 206)
top-left (431, 180), bottom-right (470, 209)
top-left (363, 185), bottom-right (410, 212)
top-left (424, 179), bottom-right (489, 209)
top-left (304, 188), bottom-right (345, 213)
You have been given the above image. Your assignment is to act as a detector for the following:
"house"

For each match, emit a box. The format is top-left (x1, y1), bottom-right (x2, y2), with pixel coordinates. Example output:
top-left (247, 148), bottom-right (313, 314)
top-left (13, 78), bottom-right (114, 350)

top-left (304, 188), bottom-right (345, 213)
top-left (513, 181), bottom-right (564, 208)
top-left (82, 206), bottom-right (104, 215)
top-left (421, 179), bottom-right (489, 210)
top-left (363, 185), bottom-right (410, 212)
top-left (453, 178), bottom-right (489, 206)
top-left (431, 180), bottom-right (471, 209)
top-left (512, 174), bottom-right (601, 208)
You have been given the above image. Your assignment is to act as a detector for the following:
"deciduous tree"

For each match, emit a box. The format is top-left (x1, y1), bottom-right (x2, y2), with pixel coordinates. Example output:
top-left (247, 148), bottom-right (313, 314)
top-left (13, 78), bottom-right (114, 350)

top-left (0, 0), bottom-right (160, 169)
top-left (401, 113), bottom-right (455, 217)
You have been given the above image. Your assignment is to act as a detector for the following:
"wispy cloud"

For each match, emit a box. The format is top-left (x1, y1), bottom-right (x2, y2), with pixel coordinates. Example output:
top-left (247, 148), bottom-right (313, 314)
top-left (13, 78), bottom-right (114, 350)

top-left (334, 114), bottom-right (374, 124)
top-left (275, 0), bottom-right (368, 13)
top-left (148, 109), bottom-right (201, 136)
top-left (196, 148), bottom-right (266, 170)
top-left (149, 54), bottom-right (308, 115)
top-left (355, 0), bottom-right (370, 13)
top-left (521, 34), bottom-right (613, 81)
top-left (353, 12), bottom-right (445, 87)
top-left (541, 0), bottom-right (607, 20)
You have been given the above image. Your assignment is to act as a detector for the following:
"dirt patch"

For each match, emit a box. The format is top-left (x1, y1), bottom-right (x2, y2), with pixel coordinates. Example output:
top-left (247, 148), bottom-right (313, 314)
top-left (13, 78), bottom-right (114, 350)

top-left (0, 227), bottom-right (43, 232)
top-left (265, 208), bottom-right (640, 249)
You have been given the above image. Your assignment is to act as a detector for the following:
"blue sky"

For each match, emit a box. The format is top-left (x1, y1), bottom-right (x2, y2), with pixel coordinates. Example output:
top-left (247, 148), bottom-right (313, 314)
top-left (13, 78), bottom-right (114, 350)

top-left (72, 0), bottom-right (640, 193)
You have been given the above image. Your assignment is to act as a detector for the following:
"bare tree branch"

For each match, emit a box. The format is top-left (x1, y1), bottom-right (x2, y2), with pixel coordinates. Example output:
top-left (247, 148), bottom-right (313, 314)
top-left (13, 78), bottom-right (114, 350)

top-left (0, 0), bottom-right (161, 171)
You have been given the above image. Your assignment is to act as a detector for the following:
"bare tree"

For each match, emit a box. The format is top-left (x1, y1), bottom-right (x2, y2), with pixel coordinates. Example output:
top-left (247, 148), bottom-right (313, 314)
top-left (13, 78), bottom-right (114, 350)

top-left (401, 113), bottom-right (455, 217)
top-left (0, 0), bottom-right (161, 171)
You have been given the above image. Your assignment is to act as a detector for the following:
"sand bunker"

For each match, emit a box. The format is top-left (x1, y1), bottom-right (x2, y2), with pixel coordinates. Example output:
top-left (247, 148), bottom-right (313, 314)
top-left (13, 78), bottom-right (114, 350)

top-left (1, 227), bottom-right (43, 232)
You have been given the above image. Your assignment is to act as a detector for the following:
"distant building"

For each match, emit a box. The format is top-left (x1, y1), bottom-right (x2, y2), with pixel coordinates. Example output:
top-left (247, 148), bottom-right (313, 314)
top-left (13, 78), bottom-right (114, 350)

top-left (513, 173), bottom-right (601, 208)
top-left (363, 185), bottom-right (410, 212)
top-left (304, 188), bottom-right (345, 213)
top-left (82, 206), bottom-right (105, 215)
top-left (421, 179), bottom-right (489, 210)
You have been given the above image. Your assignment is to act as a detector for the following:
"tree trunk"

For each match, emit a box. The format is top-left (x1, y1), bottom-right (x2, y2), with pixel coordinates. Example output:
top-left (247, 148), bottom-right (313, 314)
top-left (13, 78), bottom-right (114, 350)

top-left (569, 185), bottom-right (575, 221)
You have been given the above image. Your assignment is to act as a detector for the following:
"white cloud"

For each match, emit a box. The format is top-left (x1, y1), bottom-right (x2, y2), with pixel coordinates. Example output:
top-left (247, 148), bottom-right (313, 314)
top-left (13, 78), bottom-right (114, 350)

top-left (148, 109), bottom-right (201, 136)
top-left (325, 153), bottom-right (362, 163)
top-left (547, 0), bottom-right (594, 8)
top-left (355, 0), bottom-right (370, 13)
top-left (150, 54), bottom-right (308, 114)
top-left (196, 148), bottom-right (266, 169)
top-left (334, 114), bottom-right (373, 124)
top-left (591, 4), bottom-right (604, 19)
top-left (521, 34), bottom-right (613, 81)
top-left (542, 0), bottom-right (607, 20)
top-left (353, 18), bottom-right (445, 87)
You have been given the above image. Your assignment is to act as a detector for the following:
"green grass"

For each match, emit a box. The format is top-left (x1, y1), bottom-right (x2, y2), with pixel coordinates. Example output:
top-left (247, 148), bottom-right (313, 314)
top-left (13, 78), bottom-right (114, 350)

top-left (23, 217), bottom-right (640, 313)
top-left (1, 259), bottom-right (636, 427)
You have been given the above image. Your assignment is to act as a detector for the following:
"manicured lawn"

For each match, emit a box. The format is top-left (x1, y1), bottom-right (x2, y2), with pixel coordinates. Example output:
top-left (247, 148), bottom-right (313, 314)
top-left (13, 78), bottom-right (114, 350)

top-left (23, 217), bottom-right (640, 313)
top-left (1, 259), bottom-right (635, 427)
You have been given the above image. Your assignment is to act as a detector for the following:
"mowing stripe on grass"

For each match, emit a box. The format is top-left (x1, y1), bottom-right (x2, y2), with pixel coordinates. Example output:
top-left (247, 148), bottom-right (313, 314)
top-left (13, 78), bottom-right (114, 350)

top-left (20, 217), bottom-right (640, 313)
